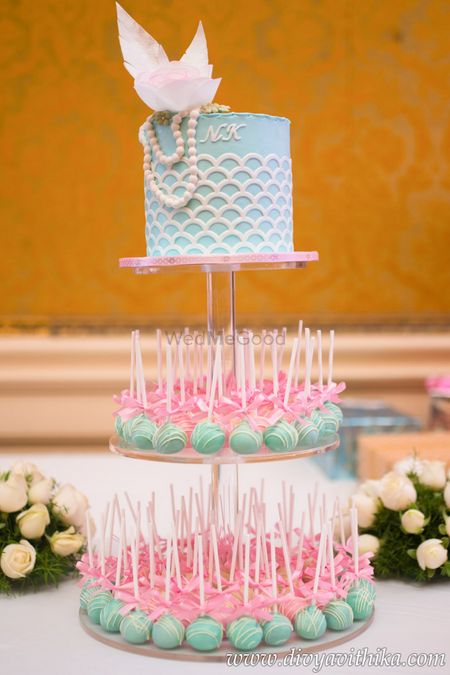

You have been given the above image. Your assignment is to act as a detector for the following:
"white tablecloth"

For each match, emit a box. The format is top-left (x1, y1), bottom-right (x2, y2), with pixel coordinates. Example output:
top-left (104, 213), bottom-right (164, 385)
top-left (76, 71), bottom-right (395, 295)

top-left (2, 451), bottom-right (449, 675)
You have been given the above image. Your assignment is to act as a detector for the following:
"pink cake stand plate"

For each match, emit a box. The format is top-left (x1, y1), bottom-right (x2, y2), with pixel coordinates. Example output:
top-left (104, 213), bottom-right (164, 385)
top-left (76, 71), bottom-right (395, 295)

top-left (119, 251), bottom-right (319, 274)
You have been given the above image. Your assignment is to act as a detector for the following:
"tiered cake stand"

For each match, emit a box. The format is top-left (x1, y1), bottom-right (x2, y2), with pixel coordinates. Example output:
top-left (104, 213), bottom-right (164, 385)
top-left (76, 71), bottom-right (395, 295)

top-left (79, 251), bottom-right (374, 661)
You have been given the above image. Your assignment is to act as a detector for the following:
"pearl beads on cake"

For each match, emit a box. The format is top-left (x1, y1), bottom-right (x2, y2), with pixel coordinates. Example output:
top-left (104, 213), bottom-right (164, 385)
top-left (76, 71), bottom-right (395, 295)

top-left (142, 108), bottom-right (200, 209)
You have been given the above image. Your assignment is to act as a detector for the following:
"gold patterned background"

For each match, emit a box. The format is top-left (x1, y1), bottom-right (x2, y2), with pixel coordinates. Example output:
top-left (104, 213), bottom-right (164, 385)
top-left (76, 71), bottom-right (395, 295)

top-left (1, 0), bottom-right (449, 327)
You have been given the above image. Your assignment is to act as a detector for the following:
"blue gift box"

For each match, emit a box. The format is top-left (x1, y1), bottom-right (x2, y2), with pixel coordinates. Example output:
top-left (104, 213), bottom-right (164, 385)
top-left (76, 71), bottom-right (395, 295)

top-left (314, 399), bottom-right (422, 479)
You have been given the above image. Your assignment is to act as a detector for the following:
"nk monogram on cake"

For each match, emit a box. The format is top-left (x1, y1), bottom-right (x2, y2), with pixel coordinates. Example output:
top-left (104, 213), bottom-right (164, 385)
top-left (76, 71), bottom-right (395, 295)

top-left (140, 112), bottom-right (294, 257)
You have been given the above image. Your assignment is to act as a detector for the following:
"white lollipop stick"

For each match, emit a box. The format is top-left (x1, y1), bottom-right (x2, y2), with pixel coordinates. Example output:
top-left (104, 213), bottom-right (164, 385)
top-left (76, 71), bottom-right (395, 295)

top-left (136, 332), bottom-right (147, 407)
top-left (313, 527), bottom-right (326, 595)
top-left (278, 326), bottom-right (287, 370)
top-left (121, 509), bottom-right (127, 571)
top-left (259, 329), bottom-right (266, 389)
top-left (295, 512), bottom-right (306, 570)
top-left (294, 320), bottom-right (303, 388)
top-left (207, 342), bottom-right (222, 420)
top-left (165, 536), bottom-right (172, 603)
top-left (156, 329), bottom-right (162, 391)
top-left (328, 330), bottom-right (335, 388)
top-left (327, 521), bottom-right (336, 587)
top-left (166, 339), bottom-right (173, 414)
top-left (177, 339), bottom-right (185, 405)
top-left (132, 533), bottom-right (139, 599)
top-left (172, 529), bottom-right (182, 588)
top-left (85, 511), bottom-right (93, 568)
top-left (210, 523), bottom-right (222, 592)
top-left (248, 331), bottom-right (256, 391)
top-left (229, 511), bottom-right (243, 582)
top-left (337, 497), bottom-right (346, 546)
top-left (317, 329), bottom-right (323, 391)
top-left (271, 330), bottom-right (279, 396)
top-left (351, 506), bottom-right (359, 575)
top-left (243, 533), bottom-right (250, 606)
top-left (107, 494), bottom-right (119, 556)
top-left (130, 330), bottom-right (136, 398)
top-left (198, 533), bottom-right (205, 607)
top-left (254, 517), bottom-right (261, 584)
top-left (307, 335), bottom-right (315, 399)
top-left (193, 331), bottom-right (198, 395)
top-left (100, 513), bottom-right (106, 576)
top-left (270, 530), bottom-right (277, 610)
top-left (184, 326), bottom-right (190, 380)
top-left (278, 520), bottom-right (294, 594)
top-left (147, 511), bottom-right (155, 589)
top-left (115, 512), bottom-right (124, 587)
top-left (284, 337), bottom-right (299, 406)
top-left (238, 339), bottom-right (246, 408)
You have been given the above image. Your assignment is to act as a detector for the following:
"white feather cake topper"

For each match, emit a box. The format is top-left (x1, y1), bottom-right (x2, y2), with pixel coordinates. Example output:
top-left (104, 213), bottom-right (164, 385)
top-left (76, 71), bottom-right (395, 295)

top-left (116, 3), bottom-right (221, 112)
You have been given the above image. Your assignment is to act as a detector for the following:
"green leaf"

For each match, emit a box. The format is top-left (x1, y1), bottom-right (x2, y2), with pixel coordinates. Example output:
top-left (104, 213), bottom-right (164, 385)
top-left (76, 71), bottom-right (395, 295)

top-left (407, 548), bottom-right (417, 560)
top-left (438, 524), bottom-right (447, 536)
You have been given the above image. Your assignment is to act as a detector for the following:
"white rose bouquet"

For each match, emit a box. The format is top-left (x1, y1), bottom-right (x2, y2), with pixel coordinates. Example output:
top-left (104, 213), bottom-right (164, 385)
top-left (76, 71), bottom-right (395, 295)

top-left (351, 457), bottom-right (450, 581)
top-left (0, 461), bottom-right (91, 593)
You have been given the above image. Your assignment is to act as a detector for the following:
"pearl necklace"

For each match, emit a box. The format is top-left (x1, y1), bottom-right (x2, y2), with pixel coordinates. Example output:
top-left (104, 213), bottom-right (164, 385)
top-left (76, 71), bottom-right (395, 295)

top-left (142, 108), bottom-right (200, 209)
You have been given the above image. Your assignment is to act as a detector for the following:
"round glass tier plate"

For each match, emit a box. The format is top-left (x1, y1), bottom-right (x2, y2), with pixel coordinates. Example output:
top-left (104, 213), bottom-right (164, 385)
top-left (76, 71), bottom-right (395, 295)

top-left (119, 251), bottom-right (318, 274)
top-left (80, 608), bottom-right (374, 662)
top-left (109, 434), bottom-right (339, 465)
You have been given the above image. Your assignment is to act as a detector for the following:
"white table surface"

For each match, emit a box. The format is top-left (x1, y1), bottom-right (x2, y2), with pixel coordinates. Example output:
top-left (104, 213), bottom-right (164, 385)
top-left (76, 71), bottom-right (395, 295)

top-left (1, 450), bottom-right (449, 675)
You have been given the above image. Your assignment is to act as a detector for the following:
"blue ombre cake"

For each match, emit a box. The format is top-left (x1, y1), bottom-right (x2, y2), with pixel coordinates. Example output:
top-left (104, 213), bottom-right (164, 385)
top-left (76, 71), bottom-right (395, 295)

top-left (140, 112), bottom-right (293, 257)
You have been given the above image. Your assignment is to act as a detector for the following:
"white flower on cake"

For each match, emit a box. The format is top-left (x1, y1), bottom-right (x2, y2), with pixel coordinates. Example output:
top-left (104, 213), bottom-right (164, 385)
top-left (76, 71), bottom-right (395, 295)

top-left (116, 3), bottom-right (220, 112)
top-left (0, 540), bottom-right (36, 579)
top-left (418, 460), bottom-right (447, 490)
top-left (48, 526), bottom-right (84, 557)
top-left (52, 484), bottom-right (89, 528)
top-left (16, 503), bottom-right (50, 539)
top-left (416, 539), bottom-right (448, 571)
top-left (379, 471), bottom-right (417, 511)
top-left (401, 508), bottom-right (426, 534)
top-left (11, 461), bottom-right (45, 487)
top-left (358, 534), bottom-right (380, 557)
top-left (0, 474), bottom-right (28, 513)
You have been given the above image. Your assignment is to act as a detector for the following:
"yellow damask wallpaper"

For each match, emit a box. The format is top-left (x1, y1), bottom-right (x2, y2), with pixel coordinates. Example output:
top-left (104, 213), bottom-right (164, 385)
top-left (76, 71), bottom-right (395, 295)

top-left (0, 0), bottom-right (449, 326)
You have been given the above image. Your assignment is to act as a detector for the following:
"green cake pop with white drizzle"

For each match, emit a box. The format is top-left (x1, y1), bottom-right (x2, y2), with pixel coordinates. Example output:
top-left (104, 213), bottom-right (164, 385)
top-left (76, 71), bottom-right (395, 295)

top-left (120, 610), bottom-right (153, 644)
top-left (262, 531), bottom-right (293, 646)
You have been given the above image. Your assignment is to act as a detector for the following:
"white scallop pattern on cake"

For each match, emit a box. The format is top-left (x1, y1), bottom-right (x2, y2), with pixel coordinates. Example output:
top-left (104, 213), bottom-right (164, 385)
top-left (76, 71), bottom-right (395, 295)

top-left (144, 153), bottom-right (293, 256)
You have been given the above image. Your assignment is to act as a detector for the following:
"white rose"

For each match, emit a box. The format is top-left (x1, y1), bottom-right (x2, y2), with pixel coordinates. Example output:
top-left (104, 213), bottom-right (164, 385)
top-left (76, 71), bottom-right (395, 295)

top-left (444, 482), bottom-right (450, 510)
top-left (358, 534), bottom-right (380, 557)
top-left (48, 526), bottom-right (84, 557)
top-left (0, 476), bottom-right (28, 513)
top-left (333, 510), bottom-right (351, 542)
top-left (445, 517), bottom-right (450, 538)
top-left (0, 539), bottom-right (36, 579)
top-left (379, 471), bottom-right (417, 511)
top-left (357, 480), bottom-right (380, 499)
top-left (79, 514), bottom-right (96, 538)
top-left (11, 462), bottom-right (45, 487)
top-left (28, 477), bottom-right (54, 505)
top-left (52, 484), bottom-right (89, 528)
top-left (401, 509), bottom-right (426, 534)
top-left (419, 461), bottom-right (447, 490)
top-left (352, 493), bottom-right (378, 528)
top-left (16, 503), bottom-right (50, 539)
top-left (394, 456), bottom-right (424, 477)
top-left (416, 539), bottom-right (448, 571)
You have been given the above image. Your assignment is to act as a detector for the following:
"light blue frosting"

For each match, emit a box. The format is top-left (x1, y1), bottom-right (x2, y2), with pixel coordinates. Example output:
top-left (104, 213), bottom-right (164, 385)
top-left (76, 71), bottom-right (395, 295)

top-left (80, 578), bottom-right (102, 610)
top-left (114, 415), bottom-right (124, 438)
top-left (294, 417), bottom-right (320, 448)
top-left (229, 421), bottom-right (263, 455)
top-left (152, 613), bottom-right (185, 649)
top-left (120, 610), bottom-right (153, 644)
top-left (86, 591), bottom-right (112, 624)
top-left (191, 421), bottom-right (225, 455)
top-left (129, 414), bottom-right (158, 450)
top-left (186, 615), bottom-right (223, 651)
top-left (311, 409), bottom-right (339, 440)
top-left (262, 613), bottom-right (292, 646)
top-left (263, 419), bottom-right (298, 452)
top-left (346, 580), bottom-right (375, 620)
top-left (153, 422), bottom-right (187, 454)
top-left (142, 113), bottom-right (293, 257)
top-left (100, 598), bottom-right (125, 633)
top-left (324, 401), bottom-right (344, 423)
top-left (294, 605), bottom-right (327, 640)
top-left (323, 600), bottom-right (354, 631)
top-left (226, 616), bottom-right (263, 651)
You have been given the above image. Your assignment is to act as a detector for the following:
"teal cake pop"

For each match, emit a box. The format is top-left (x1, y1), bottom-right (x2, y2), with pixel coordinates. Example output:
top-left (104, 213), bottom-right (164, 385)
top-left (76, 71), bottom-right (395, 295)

top-left (191, 421), bottom-right (225, 455)
top-left (294, 417), bottom-right (320, 449)
top-left (130, 414), bottom-right (158, 450)
top-left (229, 421), bottom-right (263, 455)
top-left (114, 415), bottom-right (124, 438)
top-left (80, 578), bottom-right (102, 610)
top-left (324, 401), bottom-right (344, 424)
top-left (262, 613), bottom-right (292, 646)
top-left (311, 409), bottom-right (339, 440)
top-left (87, 590), bottom-right (112, 624)
top-left (100, 598), bottom-right (125, 633)
top-left (121, 415), bottom-right (143, 445)
top-left (152, 613), bottom-right (185, 649)
top-left (120, 610), bottom-right (153, 644)
top-left (346, 579), bottom-right (375, 620)
top-left (226, 616), bottom-right (263, 651)
top-left (186, 615), bottom-right (223, 651)
top-left (294, 605), bottom-right (326, 640)
top-left (153, 422), bottom-right (187, 454)
top-left (263, 420), bottom-right (298, 453)
top-left (323, 600), bottom-right (354, 631)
